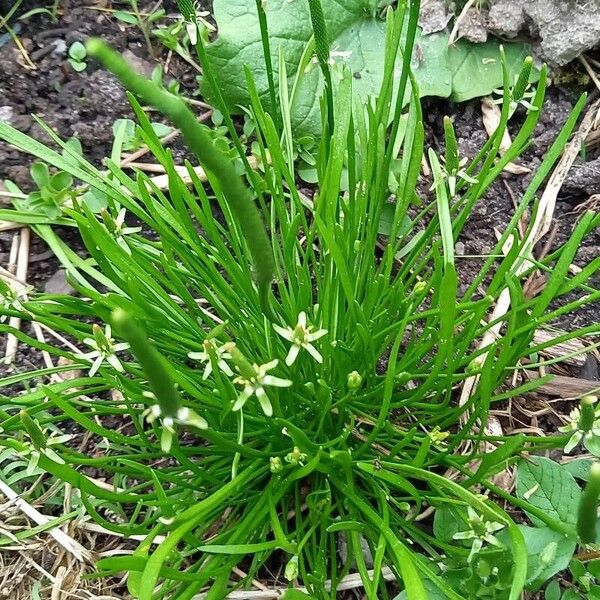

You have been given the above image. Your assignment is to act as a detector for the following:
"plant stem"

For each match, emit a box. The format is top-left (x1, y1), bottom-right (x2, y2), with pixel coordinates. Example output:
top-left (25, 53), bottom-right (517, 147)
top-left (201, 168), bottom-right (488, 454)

top-left (86, 39), bottom-right (275, 313)
top-left (254, 0), bottom-right (281, 132)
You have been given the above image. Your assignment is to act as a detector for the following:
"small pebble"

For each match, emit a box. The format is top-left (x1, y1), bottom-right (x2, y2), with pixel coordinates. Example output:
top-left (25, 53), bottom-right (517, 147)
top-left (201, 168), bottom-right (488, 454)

top-left (0, 105), bottom-right (14, 123)
top-left (44, 269), bottom-right (75, 295)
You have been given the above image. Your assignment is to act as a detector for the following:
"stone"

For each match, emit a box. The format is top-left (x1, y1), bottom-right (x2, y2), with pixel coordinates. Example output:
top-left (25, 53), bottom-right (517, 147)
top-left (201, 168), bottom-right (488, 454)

top-left (51, 38), bottom-right (67, 57)
top-left (487, 0), bottom-right (526, 39)
top-left (457, 8), bottom-right (488, 43)
top-left (488, 0), bottom-right (600, 66)
top-left (419, 0), bottom-right (453, 35)
top-left (121, 49), bottom-right (155, 78)
top-left (0, 105), bottom-right (13, 123)
top-left (44, 269), bottom-right (75, 295)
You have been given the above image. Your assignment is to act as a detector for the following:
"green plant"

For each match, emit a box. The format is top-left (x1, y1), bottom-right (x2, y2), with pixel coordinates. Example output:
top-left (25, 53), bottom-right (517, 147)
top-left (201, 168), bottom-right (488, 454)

top-left (113, 117), bottom-right (172, 151)
top-left (1, 136), bottom-right (107, 222)
top-left (201, 0), bottom-right (537, 136)
top-left (113, 0), bottom-right (166, 57)
top-left (0, 0), bottom-right (598, 598)
top-left (68, 40), bottom-right (87, 72)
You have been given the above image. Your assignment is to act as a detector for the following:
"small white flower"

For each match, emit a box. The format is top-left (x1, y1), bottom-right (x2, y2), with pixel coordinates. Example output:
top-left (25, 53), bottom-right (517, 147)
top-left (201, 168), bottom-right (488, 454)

top-left (453, 506), bottom-right (505, 563)
top-left (144, 402), bottom-right (208, 452)
top-left (81, 324), bottom-right (129, 376)
top-left (285, 446), bottom-right (307, 466)
top-left (113, 208), bottom-right (142, 237)
top-left (232, 359), bottom-right (291, 416)
top-left (183, 3), bottom-right (215, 45)
top-left (306, 47), bottom-right (352, 75)
top-left (432, 156), bottom-right (478, 197)
top-left (273, 312), bottom-right (327, 366)
top-left (188, 339), bottom-right (233, 379)
top-left (309, 47), bottom-right (352, 68)
top-left (428, 426), bottom-right (450, 449)
top-left (559, 406), bottom-right (600, 453)
top-left (103, 208), bottom-right (142, 255)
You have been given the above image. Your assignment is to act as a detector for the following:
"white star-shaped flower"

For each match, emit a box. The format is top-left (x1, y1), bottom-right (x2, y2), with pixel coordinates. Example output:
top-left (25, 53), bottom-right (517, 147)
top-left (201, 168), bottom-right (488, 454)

top-left (81, 324), bottom-right (129, 376)
top-left (232, 359), bottom-right (291, 416)
top-left (273, 312), bottom-right (327, 366)
top-left (188, 339), bottom-right (233, 379)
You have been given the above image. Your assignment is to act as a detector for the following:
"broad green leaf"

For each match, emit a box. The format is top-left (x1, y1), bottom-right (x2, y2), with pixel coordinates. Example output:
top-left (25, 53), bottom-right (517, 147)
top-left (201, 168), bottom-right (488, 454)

top-left (30, 162), bottom-right (49, 188)
top-left (544, 580), bottom-right (561, 600)
top-left (563, 458), bottom-right (595, 481)
top-left (68, 41), bottom-right (86, 61)
top-left (204, 0), bottom-right (535, 136)
top-left (516, 525), bottom-right (576, 591)
top-left (114, 10), bottom-right (139, 25)
top-left (432, 505), bottom-right (464, 543)
top-left (378, 203), bottom-right (411, 237)
top-left (446, 40), bottom-right (529, 102)
top-left (516, 457), bottom-right (581, 528)
top-left (394, 578), bottom-right (445, 600)
top-left (81, 189), bottom-right (108, 212)
top-left (69, 59), bottom-right (87, 72)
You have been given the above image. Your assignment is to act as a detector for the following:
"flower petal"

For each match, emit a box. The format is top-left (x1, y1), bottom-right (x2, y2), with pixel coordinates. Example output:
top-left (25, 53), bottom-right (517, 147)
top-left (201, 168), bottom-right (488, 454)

top-left (107, 354), bottom-right (124, 372)
top-left (306, 329), bottom-right (327, 342)
top-left (202, 362), bottom-right (213, 380)
top-left (273, 324), bottom-right (294, 341)
top-left (305, 343), bottom-right (323, 364)
top-left (256, 387), bottom-right (273, 417)
top-left (564, 432), bottom-right (582, 453)
top-left (297, 312), bottom-right (307, 328)
top-left (263, 375), bottom-right (292, 388)
top-left (89, 355), bottom-right (103, 377)
top-left (218, 360), bottom-right (234, 377)
top-left (160, 427), bottom-right (174, 453)
top-left (26, 451), bottom-right (40, 476)
top-left (233, 387), bottom-right (253, 412)
top-left (285, 344), bottom-right (300, 366)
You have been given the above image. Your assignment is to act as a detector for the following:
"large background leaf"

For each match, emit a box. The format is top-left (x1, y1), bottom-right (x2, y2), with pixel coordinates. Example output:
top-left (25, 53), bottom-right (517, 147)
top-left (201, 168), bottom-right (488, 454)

top-left (204, 0), bottom-right (534, 136)
top-left (516, 457), bottom-right (581, 528)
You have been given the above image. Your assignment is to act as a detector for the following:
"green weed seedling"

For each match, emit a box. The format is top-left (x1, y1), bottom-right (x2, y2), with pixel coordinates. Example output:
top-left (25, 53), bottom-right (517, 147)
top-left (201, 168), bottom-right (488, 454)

top-left (68, 40), bottom-right (87, 72)
top-left (0, 0), bottom-right (598, 598)
top-left (113, 0), bottom-right (166, 57)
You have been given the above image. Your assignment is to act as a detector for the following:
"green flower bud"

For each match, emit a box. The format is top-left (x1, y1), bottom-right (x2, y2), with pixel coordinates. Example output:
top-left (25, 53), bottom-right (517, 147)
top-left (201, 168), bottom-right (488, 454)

top-left (223, 343), bottom-right (255, 380)
top-left (579, 395), bottom-right (598, 433)
top-left (112, 308), bottom-right (181, 419)
top-left (577, 462), bottom-right (600, 544)
top-left (413, 281), bottom-right (428, 295)
top-left (20, 410), bottom-right (47, 450)
top-left (284, 555), bottom-right (299, 582)
top-left (347, 370), bottom-right (362, 390)
top-left (270, 456), bottom-right (283, 473)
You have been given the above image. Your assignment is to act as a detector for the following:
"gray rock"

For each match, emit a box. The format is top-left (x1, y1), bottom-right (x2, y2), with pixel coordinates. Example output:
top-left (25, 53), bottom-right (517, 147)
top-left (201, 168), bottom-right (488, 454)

top-left (457, 8), bottom-right (488, 43)
top-left (488, 0), bottom-right (526, 39)
top-left (419, 0), bottom-right (453, 35)
top-left (488, 0), bottom-right (600, 65)
top-left (0, 105), bottom-right (13, 124)
top-left (51, 38), bottom-right (67, 57)
top-left (44, 269), bottom-right (75, 295)
top-left (121, 49), bottom-right (155, 77)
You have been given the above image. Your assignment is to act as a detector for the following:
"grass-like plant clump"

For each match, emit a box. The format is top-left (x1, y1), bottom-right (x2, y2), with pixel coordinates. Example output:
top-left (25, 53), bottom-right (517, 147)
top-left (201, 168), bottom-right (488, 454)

top-left (0, 0), bottom-right (599, 598)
